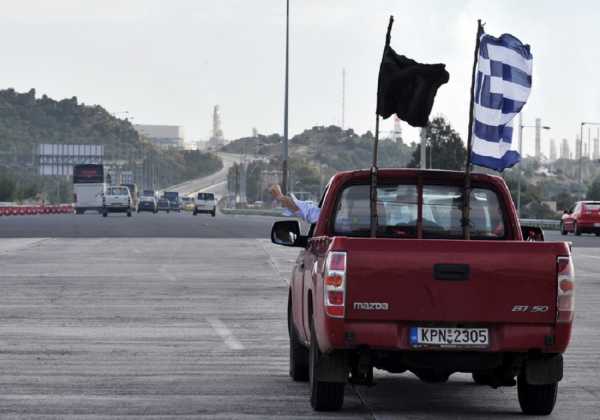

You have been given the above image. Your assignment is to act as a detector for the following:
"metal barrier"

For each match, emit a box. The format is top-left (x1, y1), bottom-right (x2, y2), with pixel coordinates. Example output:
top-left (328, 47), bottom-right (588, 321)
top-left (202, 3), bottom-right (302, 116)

top-left (520, 218), bottom-right (561, 230)
top-left (0, 205), bottom-right (74, 216)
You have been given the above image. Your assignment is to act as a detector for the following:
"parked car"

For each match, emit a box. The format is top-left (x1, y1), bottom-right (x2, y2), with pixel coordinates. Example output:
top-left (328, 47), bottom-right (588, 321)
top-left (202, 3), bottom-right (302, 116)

top-left (102, 186), bottom-right (133, 217)
top-left (271, 169), bottom-right (574, 415)
top-left (181, 196), bottom-right (195, 211)
top-left (157, 196), bottom-right (171, 213)
top-left (138, 190), bottom-right (157, 213)
top-left (561, 201), bottom-right (600, 236)
top-left (193, 192), bottom-right (216, 217)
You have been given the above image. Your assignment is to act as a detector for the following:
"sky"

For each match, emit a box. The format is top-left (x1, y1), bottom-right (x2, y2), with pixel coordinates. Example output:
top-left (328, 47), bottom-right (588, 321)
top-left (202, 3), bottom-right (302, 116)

top-left (1, 0), bottom-right (599, 158)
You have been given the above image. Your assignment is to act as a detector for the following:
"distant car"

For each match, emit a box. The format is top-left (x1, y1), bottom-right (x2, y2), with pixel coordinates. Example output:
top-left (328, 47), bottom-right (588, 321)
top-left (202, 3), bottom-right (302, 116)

top-left (163, 191), bottom-right (181, 212)
top-left (138, 190), bottom-right (157, 213)
top-left (193, 192), bottom-right (216, 217)
top-left (181, 196), bottom-right (195, 211)
top-left (561, 201), bottom-right (600, 236)
top-left (102, 186), bottom-right (133, 217)
top-left (157, 197), bottom-right (171, 213)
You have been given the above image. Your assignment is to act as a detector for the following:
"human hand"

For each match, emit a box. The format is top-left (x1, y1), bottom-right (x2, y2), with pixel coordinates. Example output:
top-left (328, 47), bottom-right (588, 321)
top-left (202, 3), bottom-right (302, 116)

top-left (269, 184), bottom-right (283, 200)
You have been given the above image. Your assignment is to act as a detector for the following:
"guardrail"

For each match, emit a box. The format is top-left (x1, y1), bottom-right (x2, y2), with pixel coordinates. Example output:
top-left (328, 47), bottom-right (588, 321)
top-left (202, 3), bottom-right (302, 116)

top-left (219, 207), bottom-right (285, 217)
top-left (0, 205), bottom-right (74, 216)
top-left (520, 218), bottom-right (561, 230)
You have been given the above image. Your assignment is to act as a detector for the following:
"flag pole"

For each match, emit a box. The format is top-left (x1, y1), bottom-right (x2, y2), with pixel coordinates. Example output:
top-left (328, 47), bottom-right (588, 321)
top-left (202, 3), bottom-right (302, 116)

top-left (370, 15), bottom-right (394, 238)
top-left (463, 19), bottom-right (483, 240)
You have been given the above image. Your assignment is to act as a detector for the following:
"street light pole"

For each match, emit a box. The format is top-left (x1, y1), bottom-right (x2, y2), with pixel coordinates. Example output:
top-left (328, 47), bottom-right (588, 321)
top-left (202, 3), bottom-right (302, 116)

top-left (281, 0), bottom-right (289, 195)
top-left (517, 119), bottom-right (551, 217)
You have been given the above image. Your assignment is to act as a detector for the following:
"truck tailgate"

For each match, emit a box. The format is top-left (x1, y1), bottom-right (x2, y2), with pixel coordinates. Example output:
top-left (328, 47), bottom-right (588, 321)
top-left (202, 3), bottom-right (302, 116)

top-left (340, 237), bottom-right (570, 324)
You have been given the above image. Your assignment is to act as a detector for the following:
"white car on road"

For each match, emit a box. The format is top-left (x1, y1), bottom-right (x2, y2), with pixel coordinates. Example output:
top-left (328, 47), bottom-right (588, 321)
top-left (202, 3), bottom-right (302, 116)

top-left (193, 192), bottom-right (216, 217)
top-left (102, 186), bottom-right (133, 217)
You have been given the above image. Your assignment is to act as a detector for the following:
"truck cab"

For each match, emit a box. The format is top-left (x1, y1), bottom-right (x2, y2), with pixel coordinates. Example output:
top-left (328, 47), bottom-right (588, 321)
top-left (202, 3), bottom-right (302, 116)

top-left (272, 169), bottom-right (574, 415)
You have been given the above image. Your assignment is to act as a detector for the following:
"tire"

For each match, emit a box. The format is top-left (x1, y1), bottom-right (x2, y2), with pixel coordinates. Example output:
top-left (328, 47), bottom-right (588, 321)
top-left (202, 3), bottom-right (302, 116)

top-left (560, 222), bottom-right (567, 236)
top-left (102, 212), bottom-right (107, 218)
top-left (193, 210), bottom-right (197, 216)
top-left (288, 300), bottom-right (309, 382)
top-left (211, 210), bottom-right (216, 217)
top-left (309, 317), bottom-right (344, 411)
top-left (574, 222), bottom-right (581, 236)
top-left (127, 211), bottom-right (132, 217)
top-left (517, 373), bottom-right (557, 415)
top-left (472, 372), bottom-right (492, 385)
top-left (596, 233), bottom-right (600, 237)
top-left (167, 210), bottom-right (170, 214)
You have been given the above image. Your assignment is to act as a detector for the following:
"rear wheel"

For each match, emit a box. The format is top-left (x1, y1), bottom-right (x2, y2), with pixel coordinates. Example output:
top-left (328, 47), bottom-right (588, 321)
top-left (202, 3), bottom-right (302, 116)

top-left (472, 372), bottom-right (492, 385)
top-left (560, 222), bottom-right (567, 236)
top-left (288, 302), bottom-right (309, 382)
top-left (574, 222), bottom-right (582, 236)
top-left (517, 373), bottom-right (557, 415)
top-left (211, 210), bottom-right (216, 217)
top-left (309, 317), bottom-right (344, 411)
top-left (127, 210), bottom-right (132, 217)
top-left (102, 211), bottom-right (107, 218)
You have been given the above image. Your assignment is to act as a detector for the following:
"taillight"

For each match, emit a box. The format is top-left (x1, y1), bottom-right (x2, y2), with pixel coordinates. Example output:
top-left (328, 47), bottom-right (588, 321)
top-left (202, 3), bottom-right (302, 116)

top-left (557, 256), bottom-right (575, 323)
top-left (324, 251), bottom-right (347, 318)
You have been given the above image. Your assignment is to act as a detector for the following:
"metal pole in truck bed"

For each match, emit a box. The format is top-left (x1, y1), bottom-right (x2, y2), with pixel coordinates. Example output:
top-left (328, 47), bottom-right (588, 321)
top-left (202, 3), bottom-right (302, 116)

top-left (463, 19), bottom-right (483, 240)
top-left (370, 16), bottom-right (394, 238)
top-left (370, 116), bottom-right (380, 237)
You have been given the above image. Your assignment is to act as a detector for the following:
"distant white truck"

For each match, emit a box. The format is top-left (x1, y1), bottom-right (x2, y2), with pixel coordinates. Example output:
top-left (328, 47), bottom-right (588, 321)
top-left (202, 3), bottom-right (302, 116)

top-left (73, 164), bottom-right (105, 214)
top-left (101, 186), bottom-right (133, 217)
top-left (193, 192), bottom-right (216, 217)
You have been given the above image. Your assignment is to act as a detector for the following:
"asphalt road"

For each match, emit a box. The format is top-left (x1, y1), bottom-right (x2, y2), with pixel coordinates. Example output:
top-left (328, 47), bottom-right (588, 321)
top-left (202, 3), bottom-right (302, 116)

top-left (0, 216), bottom-right (599, 418)
top-left (0, 211), bottom-right (281, 238)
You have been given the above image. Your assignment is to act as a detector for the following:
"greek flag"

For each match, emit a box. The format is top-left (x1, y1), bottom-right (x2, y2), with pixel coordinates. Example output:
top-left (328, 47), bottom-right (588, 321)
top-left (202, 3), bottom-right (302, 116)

top-left (471, 32), bottom-right (532, 172)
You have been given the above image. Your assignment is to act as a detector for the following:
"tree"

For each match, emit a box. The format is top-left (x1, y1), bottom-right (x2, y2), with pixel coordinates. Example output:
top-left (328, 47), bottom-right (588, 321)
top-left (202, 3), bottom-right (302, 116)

top-left (587, 175), bottom-right (600, 200)
top-left (407, 116), bottom-right (466, 170)
top-left (0, 173), bottom-right (16, 201)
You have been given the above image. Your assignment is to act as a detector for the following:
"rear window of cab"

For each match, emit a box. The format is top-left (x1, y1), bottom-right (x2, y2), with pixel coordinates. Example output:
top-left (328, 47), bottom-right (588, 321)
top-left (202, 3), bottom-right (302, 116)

top-left (332, 183), bottom-right (506, 240)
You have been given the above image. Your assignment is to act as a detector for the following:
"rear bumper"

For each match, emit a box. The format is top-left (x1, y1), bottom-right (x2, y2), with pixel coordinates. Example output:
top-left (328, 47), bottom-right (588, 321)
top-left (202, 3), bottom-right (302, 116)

top-left (103, 205), bottom-right (131, 213)
top-left (316, 318), bottom-right (571, 355)
top-left (194, 206), bottom-right (215, 213)
top-left (138, 202), bottom-right (156, 211)
top-left (576, 221), bottom-right (600, 232)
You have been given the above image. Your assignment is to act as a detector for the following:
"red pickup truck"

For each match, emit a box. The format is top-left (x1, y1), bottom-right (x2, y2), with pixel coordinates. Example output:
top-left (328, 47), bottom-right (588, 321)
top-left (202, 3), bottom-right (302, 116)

top-left (271, 169), bottom-right (574, 415)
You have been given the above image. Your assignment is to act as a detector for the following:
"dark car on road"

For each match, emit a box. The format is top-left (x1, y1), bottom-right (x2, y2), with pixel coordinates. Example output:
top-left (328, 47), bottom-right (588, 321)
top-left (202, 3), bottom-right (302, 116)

top-left (138, 190), bottom-right (157, 213)
top-left (561, 201), bottom-right (600, 236)
top-left (163, 191), bottom-right (181, 212)
top-left (157, 196), bottom-right (171, 213)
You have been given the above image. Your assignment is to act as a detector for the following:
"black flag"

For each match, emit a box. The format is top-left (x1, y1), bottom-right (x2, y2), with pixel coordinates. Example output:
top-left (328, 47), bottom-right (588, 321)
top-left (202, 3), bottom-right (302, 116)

top-left (376, 45), bottom-right (449, 127)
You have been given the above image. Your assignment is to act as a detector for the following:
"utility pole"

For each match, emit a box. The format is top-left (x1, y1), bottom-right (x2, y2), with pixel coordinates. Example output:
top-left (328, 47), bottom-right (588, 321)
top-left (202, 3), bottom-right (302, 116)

top-left (341, 68), bottom-right (346, 129)
top-left (517, 113), bottom-right (523, 216)
top-left (420, 126), bottom-right (426, 169)
top-left (281, 0), bottom-right (290, 195)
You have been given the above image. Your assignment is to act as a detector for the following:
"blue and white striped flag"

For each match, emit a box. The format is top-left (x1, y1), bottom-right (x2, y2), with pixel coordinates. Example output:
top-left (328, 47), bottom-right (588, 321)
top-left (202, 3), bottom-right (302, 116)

top-left (471, 32), bottom-right (532, 172)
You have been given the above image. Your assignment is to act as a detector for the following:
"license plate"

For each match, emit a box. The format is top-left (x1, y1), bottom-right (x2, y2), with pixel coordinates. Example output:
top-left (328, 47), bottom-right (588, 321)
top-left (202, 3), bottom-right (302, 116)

top-left (410, 327), bottom-right (489, 348)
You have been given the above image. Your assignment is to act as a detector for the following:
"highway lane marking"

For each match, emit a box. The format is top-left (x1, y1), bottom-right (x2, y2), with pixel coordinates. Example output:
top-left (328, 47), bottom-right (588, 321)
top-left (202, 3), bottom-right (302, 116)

top-left (257, 239), bottom-right (290, 285)
top-left (207, 317), bottom-right (245, 350)
top-left (578, 254), bottom-right (600, 260)
top-left (159, 265), bottom-right (177, 281)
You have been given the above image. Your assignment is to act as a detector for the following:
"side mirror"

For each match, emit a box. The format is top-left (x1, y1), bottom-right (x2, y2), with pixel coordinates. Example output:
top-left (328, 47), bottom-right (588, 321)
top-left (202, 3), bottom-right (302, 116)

top-left (521, 225), bottom-right (545, 242)
top-left (271, 220), bottom-right (307, 247)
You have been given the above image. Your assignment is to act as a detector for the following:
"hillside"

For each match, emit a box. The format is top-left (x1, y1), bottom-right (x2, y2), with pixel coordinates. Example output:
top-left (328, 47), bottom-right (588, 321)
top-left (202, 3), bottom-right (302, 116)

top-left (0, 88), bottom-right (222, 202)
top-left (222, 125), bottom-right (414, 171)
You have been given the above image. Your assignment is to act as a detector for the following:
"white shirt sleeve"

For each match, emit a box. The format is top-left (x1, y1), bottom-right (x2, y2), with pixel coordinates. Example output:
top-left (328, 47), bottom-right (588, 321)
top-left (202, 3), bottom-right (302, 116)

top-left (282, 195), bottom-right (321, 224)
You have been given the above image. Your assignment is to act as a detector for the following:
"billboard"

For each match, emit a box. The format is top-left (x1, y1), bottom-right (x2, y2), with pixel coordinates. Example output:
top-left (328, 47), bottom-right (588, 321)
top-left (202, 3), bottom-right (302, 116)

top-left (38, 144), bottom-right (104, 176)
